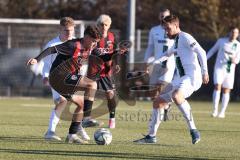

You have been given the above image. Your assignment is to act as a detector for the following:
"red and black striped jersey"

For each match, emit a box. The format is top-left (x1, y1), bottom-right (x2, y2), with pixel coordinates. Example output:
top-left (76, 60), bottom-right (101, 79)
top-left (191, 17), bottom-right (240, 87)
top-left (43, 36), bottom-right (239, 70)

top-left (35, 38), bottom-right (104, 81)
top-left (95, 32), bottom-right (116, 77)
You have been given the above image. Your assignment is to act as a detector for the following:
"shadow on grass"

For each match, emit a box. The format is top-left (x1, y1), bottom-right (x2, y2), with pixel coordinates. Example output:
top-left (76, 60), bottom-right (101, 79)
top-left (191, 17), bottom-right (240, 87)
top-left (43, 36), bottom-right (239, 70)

top-left (0, 136), bottom-right (68, 145)
top-left (0, 148), bottom-right (223, 160)
top-left (0, 136), bottom-right (44, 142)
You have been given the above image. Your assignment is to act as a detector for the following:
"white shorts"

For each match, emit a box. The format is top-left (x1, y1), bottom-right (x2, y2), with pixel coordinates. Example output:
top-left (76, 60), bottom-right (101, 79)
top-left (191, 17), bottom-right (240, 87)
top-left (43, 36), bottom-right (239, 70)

top-left (51, 87), bottom-right (63, 101)
top-left (214, 66), bottom-right (235, 89)
top-left (149, 57), bottom-right (175, 85)
top-left (160, 75), bottom-right (202, 103)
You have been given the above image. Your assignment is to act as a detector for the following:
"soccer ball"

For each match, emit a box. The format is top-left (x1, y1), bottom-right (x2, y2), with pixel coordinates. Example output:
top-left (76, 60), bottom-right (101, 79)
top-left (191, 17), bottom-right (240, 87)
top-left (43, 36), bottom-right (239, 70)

top-left (94, 128), bottom-right (112, 145)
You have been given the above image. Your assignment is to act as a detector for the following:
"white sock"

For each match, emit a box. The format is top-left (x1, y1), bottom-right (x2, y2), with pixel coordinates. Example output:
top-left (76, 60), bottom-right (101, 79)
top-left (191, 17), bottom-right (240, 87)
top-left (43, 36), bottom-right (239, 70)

top-left (220, 93), bottom-right (230, 115)
top-left (83, 116), bottom-right (91, 121)
top-left (213, 90), bottom-right (221, 114)
top-left (148, 108), bottom-right (164, 137)
top-left (48, 109), bottom-right (60, 132)
top-left (78, 122), bottom-right (83, 131)
top-left (177, 100), bottom-right (196, 130)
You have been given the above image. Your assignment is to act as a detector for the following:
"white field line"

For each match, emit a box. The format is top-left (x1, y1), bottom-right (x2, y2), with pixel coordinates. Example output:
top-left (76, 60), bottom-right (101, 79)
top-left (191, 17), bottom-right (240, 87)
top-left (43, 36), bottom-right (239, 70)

top-left (20, 103), bottom-right (240, 115)
top-left (21, 104), bottom-right (52, 107)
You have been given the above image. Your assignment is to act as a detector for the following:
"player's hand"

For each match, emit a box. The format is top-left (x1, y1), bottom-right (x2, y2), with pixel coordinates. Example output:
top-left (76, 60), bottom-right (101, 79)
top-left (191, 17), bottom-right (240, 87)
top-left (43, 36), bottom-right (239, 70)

top-left (202, 73), bottom-right (209, 84)
top-left (26, 58), bottom-right (37, 66)
top-left (42, 77), bottom-right (50, 86)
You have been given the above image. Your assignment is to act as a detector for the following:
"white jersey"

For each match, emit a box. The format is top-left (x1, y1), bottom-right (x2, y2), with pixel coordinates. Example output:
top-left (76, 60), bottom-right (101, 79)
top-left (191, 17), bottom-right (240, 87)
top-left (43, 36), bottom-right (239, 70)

top-left (42, 36), bottom-right (65, 78)
top-left (174, 32), bottom-right (208, 79)
top-left (144, 25), bottom-right (175, 62)
top-left (157, 31), bottom-right (208, 101)
top-left (207, 37), bottom-right (240, 71)
top-left (144, 25), bottom-right (175, 84)
top-left (207, 37), bottom-right (240, 88)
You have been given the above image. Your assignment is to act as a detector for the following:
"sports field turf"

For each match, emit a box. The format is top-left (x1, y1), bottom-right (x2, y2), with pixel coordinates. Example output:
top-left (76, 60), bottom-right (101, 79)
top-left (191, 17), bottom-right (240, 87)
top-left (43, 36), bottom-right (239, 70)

top-left (0, 98), bottom-right (239, 160)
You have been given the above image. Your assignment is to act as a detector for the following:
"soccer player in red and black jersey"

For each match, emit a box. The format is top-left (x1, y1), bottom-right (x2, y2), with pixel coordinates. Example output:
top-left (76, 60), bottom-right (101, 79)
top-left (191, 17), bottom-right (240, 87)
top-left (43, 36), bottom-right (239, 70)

top-left (27, 25), bottom-right (103, 144)
top-left (82, 14), bottom-right (120, 129)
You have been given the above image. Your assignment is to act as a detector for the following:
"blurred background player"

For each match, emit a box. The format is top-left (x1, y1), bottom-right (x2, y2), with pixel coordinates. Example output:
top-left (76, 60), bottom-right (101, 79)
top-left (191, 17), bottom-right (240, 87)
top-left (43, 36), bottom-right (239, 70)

top-left (134, 15), bottom-right (209, 144)
top-left (143, 8), bottom-right (175, 120)
top-left (207, 27), bottom-right (240, 118)
top-left (82, 14), bottom-right (119, 129)
top-left (43, 17), bottom-right (75, 141)
top-left (27, 25), bottom-right (103, 144)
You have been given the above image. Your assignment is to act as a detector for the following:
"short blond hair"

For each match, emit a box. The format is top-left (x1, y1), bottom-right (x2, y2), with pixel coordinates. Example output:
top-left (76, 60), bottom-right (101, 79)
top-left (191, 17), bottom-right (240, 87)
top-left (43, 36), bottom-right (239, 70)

top-left (60, 17), bottom-right (75, 27)
top-left (96, 14), bottom-right (112, 26)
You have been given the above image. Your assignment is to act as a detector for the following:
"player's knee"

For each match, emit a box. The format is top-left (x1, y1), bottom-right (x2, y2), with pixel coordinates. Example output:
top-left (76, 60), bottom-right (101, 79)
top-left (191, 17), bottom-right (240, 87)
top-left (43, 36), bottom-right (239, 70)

top-left (222, 88), bottom-right (231, 94)
top-left (87, 81), bottom-right (97, 89)
top-left (214, 84), bottom-right (221, 91)
top-left (55, 96), bottom-right (67, 105)
top-left (153, 97), bottom-right (166, 109)
top-left (172, 90), bottom-right (184, 105)
top-left (106, 90), bottom-right (115, 99)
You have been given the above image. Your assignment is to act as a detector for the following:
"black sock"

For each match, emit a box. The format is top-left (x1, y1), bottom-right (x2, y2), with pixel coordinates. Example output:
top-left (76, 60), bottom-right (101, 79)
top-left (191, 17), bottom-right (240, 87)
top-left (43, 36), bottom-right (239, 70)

top-left (69, 122), bottom-right (80, 134)
top-left (83, 100), bottom-right (93, 118)
top-left (108, 96), bottom-right (117, 118)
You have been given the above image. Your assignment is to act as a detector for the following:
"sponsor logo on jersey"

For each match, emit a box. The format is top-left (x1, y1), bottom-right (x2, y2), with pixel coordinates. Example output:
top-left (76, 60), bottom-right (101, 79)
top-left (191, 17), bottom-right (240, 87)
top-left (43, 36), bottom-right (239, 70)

top-left (158, 40), bottom-right (167, 43)
top-left (71, 75), bottom-right (78, 80)
top-left (190, 42), bottom-right (196, 48)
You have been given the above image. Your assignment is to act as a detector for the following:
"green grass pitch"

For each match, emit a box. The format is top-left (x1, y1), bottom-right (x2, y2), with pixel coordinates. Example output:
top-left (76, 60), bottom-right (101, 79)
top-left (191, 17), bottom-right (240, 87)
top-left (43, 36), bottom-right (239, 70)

top-left (0, 98), bottom-right (240, 160)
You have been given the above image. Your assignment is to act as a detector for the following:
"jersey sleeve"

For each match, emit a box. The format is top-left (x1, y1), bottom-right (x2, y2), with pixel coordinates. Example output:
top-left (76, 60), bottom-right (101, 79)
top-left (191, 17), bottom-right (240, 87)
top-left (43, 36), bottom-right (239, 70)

top-left (184, 34), bottom-right (208, 75)
top-left (35, 47), bottom-right (57, 62)
top-left (154, 46), bottom-right (176, 64)
top-left (41, 41), bottom-right (55, 78)
top-left (144, 28), bottom-right (154, 63)
top-left (235, 44), bottom-right (240, 64)
top-left (207, 39), bottom-right (221, 60)
top-left (42, 56), bottom-right (52, 78)
top-left (54, 40), bottom-right (75, 56)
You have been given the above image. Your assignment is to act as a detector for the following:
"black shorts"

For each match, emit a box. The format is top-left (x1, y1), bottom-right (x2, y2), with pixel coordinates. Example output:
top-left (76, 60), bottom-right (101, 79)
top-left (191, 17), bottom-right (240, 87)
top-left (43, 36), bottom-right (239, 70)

top-left (97, 76), bottom-right (115, 91)
top-left (49, 63), bottom-right (82, 100)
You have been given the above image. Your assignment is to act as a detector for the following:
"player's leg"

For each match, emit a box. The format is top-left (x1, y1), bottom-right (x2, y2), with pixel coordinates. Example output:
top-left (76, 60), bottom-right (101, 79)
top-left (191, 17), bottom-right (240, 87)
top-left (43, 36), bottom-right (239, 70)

top-left (71, 95), bottom-right (90, 141)
top-left (44, 89), bottom-right (68, 141)
top-left (218, 73), bottom-right (234, 118)
top-left (218, 88), bottom-right (231, 118)
top-left (212, 84), bottom-right (221, 117)
top-left (172, 81), bottom-right (200, 144)
top-left (100, 77), bottom-right (118, 128)
top-left (156, 82), bottom-right (171, 121)
top-left (133, 90), bottom-right (172, 144)
top-left (77, 76), bottom-right (100, 128)
top-left (106, 89), bottom-right (118, 128)
top-left (153, 61), bottom-right (175, 121)
top-left (212, 68), bottom-right (224, 117)
top-left (66, 95), bottom-right (88, 144)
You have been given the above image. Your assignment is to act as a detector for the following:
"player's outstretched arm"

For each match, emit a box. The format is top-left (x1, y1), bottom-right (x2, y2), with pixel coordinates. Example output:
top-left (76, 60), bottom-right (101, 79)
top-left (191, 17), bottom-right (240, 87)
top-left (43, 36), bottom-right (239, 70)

top-left (34, 47), bottom-right (56, 62)
top-left (26, 47), bottom-right (56, 66)
top-left (206, 39), bottom-right (220, 60)
top-left (193, 43), bottom-right (209, 84)
top-left (153, 47), bottom-right (176, 64)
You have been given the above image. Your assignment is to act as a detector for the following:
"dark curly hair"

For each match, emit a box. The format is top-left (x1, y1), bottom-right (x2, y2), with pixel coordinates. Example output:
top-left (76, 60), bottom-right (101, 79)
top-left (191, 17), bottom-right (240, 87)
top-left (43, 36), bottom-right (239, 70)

top-left (84, 25), bottom-right (102, 39)
top-left (163, 14), bottom-right (179, 25)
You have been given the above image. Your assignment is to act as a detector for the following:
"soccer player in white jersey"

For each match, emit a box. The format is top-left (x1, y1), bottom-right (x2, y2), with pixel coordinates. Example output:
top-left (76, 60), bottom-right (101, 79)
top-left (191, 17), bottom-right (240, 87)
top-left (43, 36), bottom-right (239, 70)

top-left (43, 17), bottom-right (89, 141)
top-left (144, 8), bottom-right (175, 120)
top-left (134, 15), bottom-right (209, 144)
top-left (207, 27), bottom-right (240, 118)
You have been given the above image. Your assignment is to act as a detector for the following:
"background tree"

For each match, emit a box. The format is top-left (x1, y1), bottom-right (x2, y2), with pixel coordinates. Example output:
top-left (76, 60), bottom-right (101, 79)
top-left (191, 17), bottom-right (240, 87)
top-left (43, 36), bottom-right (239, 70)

top-left (0, 0), bottom-right (239, 40)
